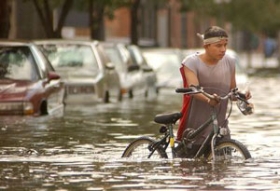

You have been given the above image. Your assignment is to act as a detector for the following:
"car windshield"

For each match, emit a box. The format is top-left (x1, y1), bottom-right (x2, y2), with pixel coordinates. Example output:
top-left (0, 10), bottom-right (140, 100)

top-left (0, 46), bottom-right (39, 81)
top-left (39, 44), bottom-right (101, 79)
top-left (145, 52), bottom-right (181, 73)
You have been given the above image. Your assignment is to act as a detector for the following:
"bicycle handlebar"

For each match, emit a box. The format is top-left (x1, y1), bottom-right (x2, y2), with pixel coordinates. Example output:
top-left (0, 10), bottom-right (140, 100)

top-left (175, 85), bottom-right (247, 102)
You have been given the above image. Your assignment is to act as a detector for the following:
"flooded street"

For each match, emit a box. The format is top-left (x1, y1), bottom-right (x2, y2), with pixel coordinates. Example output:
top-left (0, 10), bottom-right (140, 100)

top-left (1, 75), bottom-right (280, 190)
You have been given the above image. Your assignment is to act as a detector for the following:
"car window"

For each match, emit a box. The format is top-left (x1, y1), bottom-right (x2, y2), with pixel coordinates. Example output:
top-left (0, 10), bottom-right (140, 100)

top-left (0, 46), bottom-right (39, 81)
top-left (104, 47), bottom-right (127, 73)
top-left (128, 46), bottom-right (144, 66)
top-left (117, 44), bottom-right (134, 66)
top-left (40, 44), bottom-right (101, 78)
top-left (34, 45), bottom-right (55, 73)
top-left (96, 43), bottom-right (110, 65)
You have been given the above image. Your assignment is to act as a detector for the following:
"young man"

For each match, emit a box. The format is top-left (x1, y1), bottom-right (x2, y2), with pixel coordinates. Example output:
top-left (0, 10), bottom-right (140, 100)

top-left (176, 26), bottom-right (251, 157)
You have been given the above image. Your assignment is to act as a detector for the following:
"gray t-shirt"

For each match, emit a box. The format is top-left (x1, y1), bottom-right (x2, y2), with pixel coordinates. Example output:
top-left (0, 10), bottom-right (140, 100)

top-left (182, 52), bottom-right (236, 144)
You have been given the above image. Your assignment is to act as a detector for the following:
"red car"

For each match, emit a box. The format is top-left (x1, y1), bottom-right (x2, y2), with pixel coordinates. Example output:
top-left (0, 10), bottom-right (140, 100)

top-left (0, 41), bottom-right (65, 116)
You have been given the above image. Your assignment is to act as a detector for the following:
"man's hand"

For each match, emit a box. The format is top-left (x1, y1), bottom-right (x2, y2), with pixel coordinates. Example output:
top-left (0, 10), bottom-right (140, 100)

top-left (208, 93), bottom-right (220, 106)
top-left (245, 90), bottom-right (252, 100)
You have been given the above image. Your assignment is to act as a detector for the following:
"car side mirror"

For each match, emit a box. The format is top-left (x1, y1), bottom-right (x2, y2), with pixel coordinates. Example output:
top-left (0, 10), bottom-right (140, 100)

top-left (141, 65), bottom-right (154, 72)
top-left (48, 71), bottom-right (60, 81)
top-left (105, 62), bottom-right (115, 70)
top-left (128, 64), bottom-right (140, 72)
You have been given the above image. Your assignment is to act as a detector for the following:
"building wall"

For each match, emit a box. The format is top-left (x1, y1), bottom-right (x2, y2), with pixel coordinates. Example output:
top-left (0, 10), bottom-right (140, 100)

top-left (105, 8), bottom-right (130, 38)
top-left (8, 0), bottom-right (241, 50)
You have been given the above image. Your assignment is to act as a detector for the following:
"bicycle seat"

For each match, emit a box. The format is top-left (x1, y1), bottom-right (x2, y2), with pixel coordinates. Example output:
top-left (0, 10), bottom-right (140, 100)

top-left (154, 112), bottom-right (182, 124)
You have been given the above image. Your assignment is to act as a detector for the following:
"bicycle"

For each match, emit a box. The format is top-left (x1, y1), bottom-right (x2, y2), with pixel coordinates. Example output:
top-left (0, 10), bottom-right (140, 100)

top-left (122, 85), bottom-right (253, 161)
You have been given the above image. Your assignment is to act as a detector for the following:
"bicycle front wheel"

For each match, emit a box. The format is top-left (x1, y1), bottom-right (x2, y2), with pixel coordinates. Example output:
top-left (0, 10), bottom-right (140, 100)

top-left (207, 139), bottom-right (251, 162)
top-left (122, 137), bottom-right (168, 159)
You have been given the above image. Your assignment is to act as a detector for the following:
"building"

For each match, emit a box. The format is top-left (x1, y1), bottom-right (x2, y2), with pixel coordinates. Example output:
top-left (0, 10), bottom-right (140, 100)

top-left (8, 0), bottom-right (242, 50)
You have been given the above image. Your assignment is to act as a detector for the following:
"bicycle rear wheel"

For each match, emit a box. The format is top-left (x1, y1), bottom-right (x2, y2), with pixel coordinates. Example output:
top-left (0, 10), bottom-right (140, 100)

top-left (207, 139), bottom-right (251, 162)
top-left (122, 137), bottom-right (168, 159)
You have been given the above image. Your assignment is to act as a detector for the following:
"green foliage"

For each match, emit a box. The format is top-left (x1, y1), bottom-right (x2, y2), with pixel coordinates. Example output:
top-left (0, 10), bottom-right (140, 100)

top-left (72, 0), bottom-right (126, 20)
top-left (177, 0), bottom-right (280, 36)
top-left (25, 0), bottom-right (66, 8)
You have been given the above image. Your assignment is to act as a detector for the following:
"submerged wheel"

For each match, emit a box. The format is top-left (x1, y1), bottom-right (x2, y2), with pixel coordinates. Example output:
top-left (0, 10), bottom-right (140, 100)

top-left (118, 89), bottom-right (123, 102)
top-left (128, 89), bottom-right (133, 99)
top-left (207, 139), bottom-right (251, 162)
top-left (104, 90), bottom-right (110, 103)
top-left (122, 137), bottom-right (167, 159)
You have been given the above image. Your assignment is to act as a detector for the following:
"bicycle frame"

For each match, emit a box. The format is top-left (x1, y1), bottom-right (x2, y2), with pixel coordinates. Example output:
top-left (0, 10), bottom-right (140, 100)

top-left (122, 86), bottom-right (252, 160)
top-left (148, 107), bottom-right (220, 159)
top-left (146, 86), bottom-right (249, 159)
top-left (168, 105), bottom-right (222, 159)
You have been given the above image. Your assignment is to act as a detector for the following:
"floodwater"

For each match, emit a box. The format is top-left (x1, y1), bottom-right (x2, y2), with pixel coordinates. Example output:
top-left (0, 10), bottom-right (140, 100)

top-left (1, 75), bottom-right (280, 191)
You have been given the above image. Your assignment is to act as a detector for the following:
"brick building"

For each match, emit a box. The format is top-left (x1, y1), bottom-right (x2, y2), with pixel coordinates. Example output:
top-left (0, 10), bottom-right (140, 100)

top-left (8, 0), bottom-right (237, 49)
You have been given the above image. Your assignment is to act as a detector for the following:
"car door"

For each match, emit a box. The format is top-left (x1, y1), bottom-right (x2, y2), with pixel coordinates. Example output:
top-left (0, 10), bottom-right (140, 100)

top-left (33, 45), bottom-right (65, 114)
top-left (117, 44), bottom-right (146, 96)
top-left (94, 42), bottom-right (121, 100)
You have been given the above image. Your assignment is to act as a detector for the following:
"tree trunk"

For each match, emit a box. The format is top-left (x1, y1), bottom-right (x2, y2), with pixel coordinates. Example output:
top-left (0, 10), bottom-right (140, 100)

top-left (0, 0), bottom-right (11, 38)
top-left (55, 0), bottom-right (74, 38)
top-left (89, 0), bottom-right (105, 40)
top-left (130, 0), bottom-right (141, 45)
top-left (32, 0), bottom-right (73, 38)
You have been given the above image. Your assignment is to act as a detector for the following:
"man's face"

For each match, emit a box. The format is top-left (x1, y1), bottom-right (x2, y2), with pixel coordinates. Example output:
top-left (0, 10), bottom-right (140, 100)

top-left (205, 39), bottom-right (228, 60)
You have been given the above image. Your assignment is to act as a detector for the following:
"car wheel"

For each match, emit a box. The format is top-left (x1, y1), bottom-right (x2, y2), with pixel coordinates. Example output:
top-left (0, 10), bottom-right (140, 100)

top-left (104, 90), bottom-right (110, 103)
top-left (128, 89), bottom-right (133, 99)
top-left (156, 87), bottom-right (160, 95)
top-left (145, 89), bottom-right (148, 98)
top-left (41, 101), bottom-right (48, 115)
top-left (118, 89), bottom-right (123, 102)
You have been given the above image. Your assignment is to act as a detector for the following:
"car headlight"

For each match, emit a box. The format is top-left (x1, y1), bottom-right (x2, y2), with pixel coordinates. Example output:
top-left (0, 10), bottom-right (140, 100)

top-left (23, 102), bottom-right (34, 115)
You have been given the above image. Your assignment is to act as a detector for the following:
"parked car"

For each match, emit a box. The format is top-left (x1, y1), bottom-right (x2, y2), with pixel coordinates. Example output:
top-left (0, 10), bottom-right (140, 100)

top-left (0, 40), bottom-right (65, 116)
top-left (143, 48), bottom-right (248, 91)
top-left (142, 48), bottom-right (184, 90)
top-left (35, 39), bottom-right (122, 104)
top-left (182, 48), bottom-right (249, 86)
top-left (101, 42), bottom-right (151, 98)
top-left (126, 45), bottom-right (158, 96)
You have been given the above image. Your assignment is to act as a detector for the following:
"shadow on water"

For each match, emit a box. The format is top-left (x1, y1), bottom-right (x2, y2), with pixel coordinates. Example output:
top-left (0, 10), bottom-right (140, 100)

top-left (1, 76), bottom-right (280, 190)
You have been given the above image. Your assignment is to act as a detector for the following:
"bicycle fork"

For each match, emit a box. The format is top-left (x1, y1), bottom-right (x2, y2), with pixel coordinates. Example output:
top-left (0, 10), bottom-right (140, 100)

top-left (211, 114), bottom-right (219, 161)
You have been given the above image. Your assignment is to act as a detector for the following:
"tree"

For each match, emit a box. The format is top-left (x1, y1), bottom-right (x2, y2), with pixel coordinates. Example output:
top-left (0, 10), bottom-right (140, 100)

top-left (89, 0), bottom-right (105, 40)
top-left (31, 0), bottom-right (74, 38)
top-left (0, 0), bottom-right (11, 38)
top-left (130, 0), bottom-right (141, 45)
top-left (87, 0), bottom-right (118, 40)
top-left (121, 0), bottom-right (168, 45)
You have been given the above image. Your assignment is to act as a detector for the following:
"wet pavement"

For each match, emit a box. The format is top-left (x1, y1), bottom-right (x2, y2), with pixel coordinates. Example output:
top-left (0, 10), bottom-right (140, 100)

top-left (0, 74), bottom-right (280, 190)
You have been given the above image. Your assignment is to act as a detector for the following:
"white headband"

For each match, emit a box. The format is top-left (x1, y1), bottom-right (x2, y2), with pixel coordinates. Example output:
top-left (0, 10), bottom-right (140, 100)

top-left (197, 33), bottom-right (228, 45)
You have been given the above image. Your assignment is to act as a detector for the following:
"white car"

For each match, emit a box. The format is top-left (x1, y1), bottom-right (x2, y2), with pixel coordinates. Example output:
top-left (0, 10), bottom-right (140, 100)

top-left (35, 39), bottom-right (122, 104)
top-left (101, 42), bottom-right (152, 98)
top-left (143, 48), bottom-right (248, 91)
top-left (182, 48), bottom-right (249, 86)
top-left (142, 48), bottom-right (184, 90)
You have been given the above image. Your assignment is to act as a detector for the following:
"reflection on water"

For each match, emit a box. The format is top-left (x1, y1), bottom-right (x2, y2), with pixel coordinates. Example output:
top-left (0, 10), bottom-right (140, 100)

top-left (1, 76), bottom-right (280, 190)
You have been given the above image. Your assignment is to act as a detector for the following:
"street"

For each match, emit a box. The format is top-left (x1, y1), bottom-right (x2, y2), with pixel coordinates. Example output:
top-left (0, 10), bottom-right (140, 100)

top-left (0, 74), bottom-right (280, 190)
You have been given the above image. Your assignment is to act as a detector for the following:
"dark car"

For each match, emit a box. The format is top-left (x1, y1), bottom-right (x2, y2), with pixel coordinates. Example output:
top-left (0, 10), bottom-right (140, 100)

top-left (35, 39), bottom-right (122, 104)
top-left (0, 40), bottom-right (65, 116)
